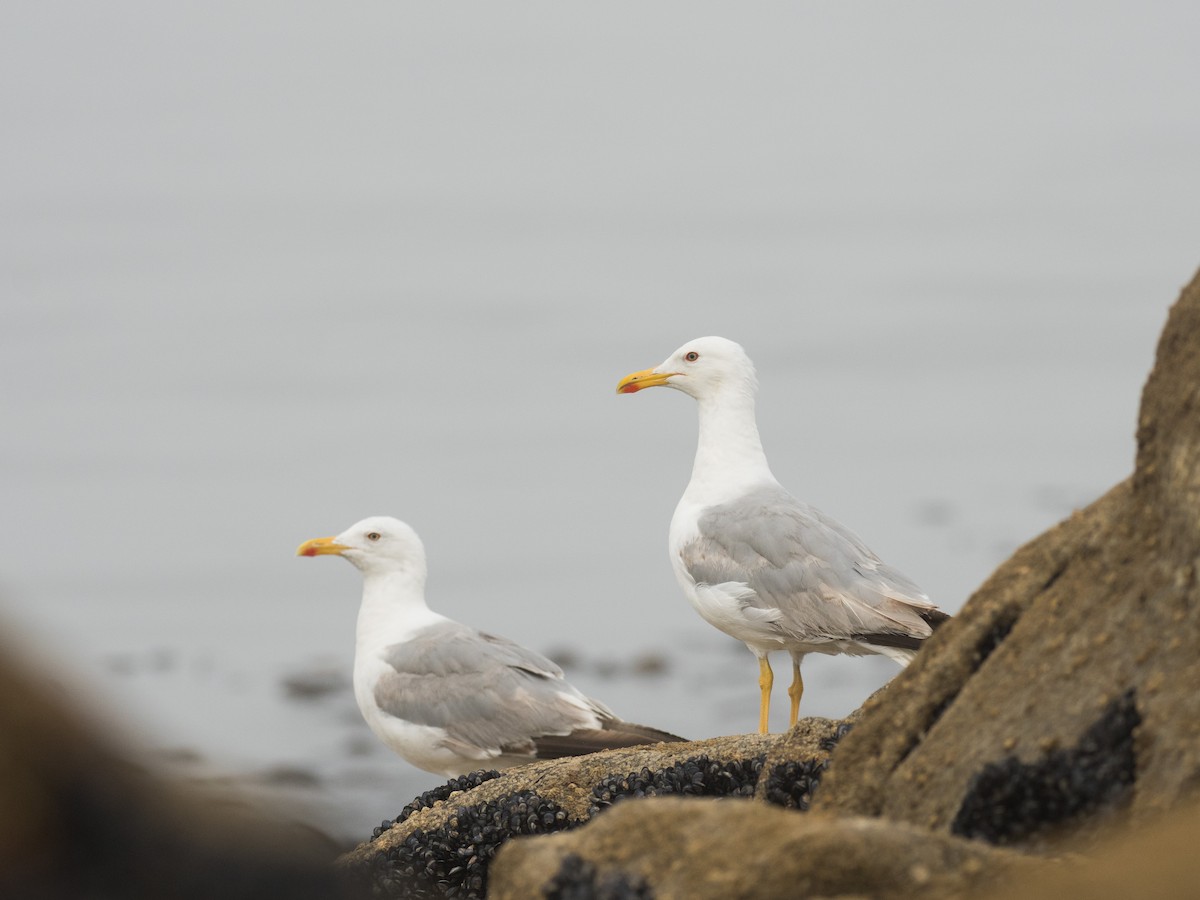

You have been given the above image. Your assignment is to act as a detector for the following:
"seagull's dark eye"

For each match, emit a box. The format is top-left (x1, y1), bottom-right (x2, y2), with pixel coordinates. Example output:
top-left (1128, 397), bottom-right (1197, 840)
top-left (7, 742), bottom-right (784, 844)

top-left (684, 351), bottom-right (700, 362)
top-left (366, 532), bottom-right (381, 541)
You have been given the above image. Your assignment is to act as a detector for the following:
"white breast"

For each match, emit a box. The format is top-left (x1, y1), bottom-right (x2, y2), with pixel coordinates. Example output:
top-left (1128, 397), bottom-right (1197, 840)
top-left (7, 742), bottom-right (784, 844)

top-left (352, 653), bottom-right (488, 777)
top-left (669, 499), bottom-right (788, 652)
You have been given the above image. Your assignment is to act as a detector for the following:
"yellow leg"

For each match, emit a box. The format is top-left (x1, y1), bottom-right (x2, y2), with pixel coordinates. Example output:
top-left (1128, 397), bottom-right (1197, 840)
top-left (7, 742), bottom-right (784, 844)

top-left (788, 661), bottom-right (804, 728)
top-left (758, 656), bottom-right (774, 734)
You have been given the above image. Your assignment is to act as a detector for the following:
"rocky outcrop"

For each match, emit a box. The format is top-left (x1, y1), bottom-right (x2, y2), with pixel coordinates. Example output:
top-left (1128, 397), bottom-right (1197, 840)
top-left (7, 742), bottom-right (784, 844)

top-left (814, 268), bottom-right (1200, 842)
top-left (338, 720), bottom-right (850, 897)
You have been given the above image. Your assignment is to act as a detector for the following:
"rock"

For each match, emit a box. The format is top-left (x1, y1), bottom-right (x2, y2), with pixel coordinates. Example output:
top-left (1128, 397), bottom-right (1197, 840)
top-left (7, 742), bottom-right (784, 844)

top-left (489, 797), bottom-right (1035, 900)
top-left (815, 267), bottom-right (1200, 846)
top-left (0, 640), bottom-right (359, 900)
top-left (979, 796), bottom-right (1200, 900)
top-left (338, 719), bottom-right (851, 898)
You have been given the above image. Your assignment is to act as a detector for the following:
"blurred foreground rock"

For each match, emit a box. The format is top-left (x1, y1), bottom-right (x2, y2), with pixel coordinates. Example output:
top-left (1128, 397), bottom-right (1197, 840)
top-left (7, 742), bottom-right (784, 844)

top-left (334, 267), bottom-right (1200, 899)
top-left (0, 641), bottom-right (360, 900)
top-left (980, 795), bottom-right (1200, 900)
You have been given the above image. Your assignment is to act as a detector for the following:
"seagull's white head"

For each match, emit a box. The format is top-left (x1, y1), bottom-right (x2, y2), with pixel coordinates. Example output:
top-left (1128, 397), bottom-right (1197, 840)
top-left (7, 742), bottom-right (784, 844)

top-left (296, 516), bottom-right (428, 579)
top-left (616, 336), bottom-right (758, 401)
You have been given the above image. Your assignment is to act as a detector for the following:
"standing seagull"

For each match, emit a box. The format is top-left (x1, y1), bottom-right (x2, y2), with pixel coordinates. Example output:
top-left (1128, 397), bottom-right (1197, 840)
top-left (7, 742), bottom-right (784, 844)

top-left (617, 337), bottom-right (947, 734)
top-left (297, 516), bottom-right (684, 777)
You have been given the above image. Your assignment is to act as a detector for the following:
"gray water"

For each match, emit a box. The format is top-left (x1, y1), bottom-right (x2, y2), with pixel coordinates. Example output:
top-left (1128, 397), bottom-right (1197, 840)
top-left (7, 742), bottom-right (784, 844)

top-left (2, 2), bottom-right (1197, 841)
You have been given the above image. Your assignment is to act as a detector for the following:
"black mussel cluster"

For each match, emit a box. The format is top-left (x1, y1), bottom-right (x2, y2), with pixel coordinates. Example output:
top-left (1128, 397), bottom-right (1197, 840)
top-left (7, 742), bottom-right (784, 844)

top-left (542, 852), bottom-right (654, 900)
top-left (587, 755), bottom-right (766, 816)
top-left (818, 721), bottom-right (854, 754)
top-left (369, 790), bottom-right (574, 899)
top-left (952, 689), bottom-right (1140, 844)
top-left (763, 758), bottom-right (828, 811)
top-left (372, 770), bottom-right (503, 840)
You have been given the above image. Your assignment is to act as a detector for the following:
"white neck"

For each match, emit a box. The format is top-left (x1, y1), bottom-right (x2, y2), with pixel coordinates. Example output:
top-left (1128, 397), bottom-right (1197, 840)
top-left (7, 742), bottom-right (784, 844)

top-left (354, 569), bottom-right (445, 656)
top-left (685, 386), bottom-right (777, 503)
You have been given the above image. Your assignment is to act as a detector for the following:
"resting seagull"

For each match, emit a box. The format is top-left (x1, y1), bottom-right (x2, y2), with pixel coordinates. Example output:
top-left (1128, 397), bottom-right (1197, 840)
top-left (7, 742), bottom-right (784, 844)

top-left (297, 516), bottom-right (684, 776)
top-left (617, 336), bottom-right (947, 734)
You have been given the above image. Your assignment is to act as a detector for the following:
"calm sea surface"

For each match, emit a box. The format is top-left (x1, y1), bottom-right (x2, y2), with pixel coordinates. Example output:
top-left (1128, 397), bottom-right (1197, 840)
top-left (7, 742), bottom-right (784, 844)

top-left (2, 2), bottom-right (1197, 840)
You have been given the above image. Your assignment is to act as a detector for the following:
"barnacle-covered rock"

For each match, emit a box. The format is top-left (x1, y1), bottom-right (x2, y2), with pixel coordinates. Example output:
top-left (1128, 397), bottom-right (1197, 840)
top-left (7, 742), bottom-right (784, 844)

top-left (587, 755), bottom-right (765, 815)
top-left (372, 770), bottom-right (502, 839)
top-left (339, 723), bottom-right (846, 898)
top-left (815, 269), bottom-right (1200, 847)
top-left (951, 690), bottom-right (1140, 844)
top-left (367, 790), bottom-right (573, 899)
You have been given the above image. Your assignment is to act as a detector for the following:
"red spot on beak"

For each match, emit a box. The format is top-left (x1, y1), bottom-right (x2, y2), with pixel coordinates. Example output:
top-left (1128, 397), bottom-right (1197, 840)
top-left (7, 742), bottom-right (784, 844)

top-left (300, 547), bottom-right (316, 557)
top-left (620, 383), bottom-right (641, 394)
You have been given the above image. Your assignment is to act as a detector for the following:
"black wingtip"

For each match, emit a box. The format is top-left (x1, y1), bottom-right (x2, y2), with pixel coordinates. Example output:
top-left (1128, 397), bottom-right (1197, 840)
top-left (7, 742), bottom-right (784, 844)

top-left (922, 608), bottom-right (952, 630)
top-left (531, 723), bottom-right (688, 760)
top-left (852, 630), bottom-right (924, 651)
top-left (853, 607), bottom-right (950, 651)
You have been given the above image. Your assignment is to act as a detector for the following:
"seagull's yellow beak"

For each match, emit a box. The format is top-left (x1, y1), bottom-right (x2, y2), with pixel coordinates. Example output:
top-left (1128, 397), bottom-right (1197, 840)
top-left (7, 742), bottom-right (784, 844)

top-left (616, 368), bottom-right (675, 394)
top-left (296, 536), bottom-right (351, 557)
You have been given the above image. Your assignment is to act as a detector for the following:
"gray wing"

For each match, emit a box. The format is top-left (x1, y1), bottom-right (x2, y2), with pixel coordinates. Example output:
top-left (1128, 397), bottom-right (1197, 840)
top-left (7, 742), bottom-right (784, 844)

top-left (373, 621), bottom-right (611, 758)
top-left (682, 484), bottom-right (939, 644)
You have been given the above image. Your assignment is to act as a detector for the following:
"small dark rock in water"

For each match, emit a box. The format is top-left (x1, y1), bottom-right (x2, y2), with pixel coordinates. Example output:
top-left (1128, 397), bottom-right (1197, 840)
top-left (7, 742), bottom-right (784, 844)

top-left (629, 652), bottom-right (668, 677)
top-left (543, 853), bottom-right (654, 900)
top-left (367, 790), bottom-right (574, 899)
top-left (951, 689), bottom-right (1140, 845)
top-left (259, 765), bottom-right (321, 788)
top-left (594, 659), bottom-right (620, 680)
top-left (104, 649), bottom-right (176, 676)
top-left (373, 770), bottom-right (504, 840)
top-left (344, 735), bottom-right (376, 758)
top-left (281, 667), bottom-right (350, 701)
top-left (545, 648), bottom-right (671, 680)
top-left (154, 746), bottom-right (205, 766)
top-left (105, 653), bottom-right (136, 675)
top-left (587, 755), bottom-right (765, 816)
top-left (545, 647), bottom-right (582, 670)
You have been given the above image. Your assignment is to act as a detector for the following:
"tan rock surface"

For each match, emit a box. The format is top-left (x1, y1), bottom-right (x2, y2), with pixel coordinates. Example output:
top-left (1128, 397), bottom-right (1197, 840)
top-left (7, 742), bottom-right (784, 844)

top-left (815, 268), bottom-right (1200, 844)
top-left (490, 797), bottom-right (1035, 900)
top-left (980, 798), bottom-right (1200, 900)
